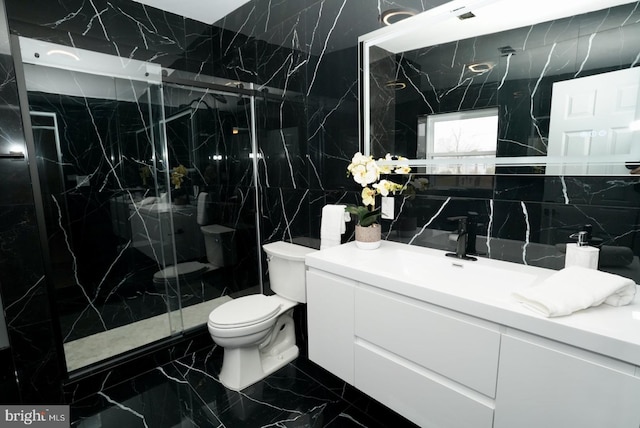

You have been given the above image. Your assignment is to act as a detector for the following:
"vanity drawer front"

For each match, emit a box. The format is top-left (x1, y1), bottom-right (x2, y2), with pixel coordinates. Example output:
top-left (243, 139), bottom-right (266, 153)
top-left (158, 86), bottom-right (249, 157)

top-left (355, 286), bottom-right (501, 397)
top-left (355, 342), bottom-right (494, 428)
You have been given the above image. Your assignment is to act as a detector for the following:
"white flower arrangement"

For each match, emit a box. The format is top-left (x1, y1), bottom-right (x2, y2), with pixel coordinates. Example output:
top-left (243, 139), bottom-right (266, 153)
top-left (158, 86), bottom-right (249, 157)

top-left (346, 152), bottom-right (411, 227)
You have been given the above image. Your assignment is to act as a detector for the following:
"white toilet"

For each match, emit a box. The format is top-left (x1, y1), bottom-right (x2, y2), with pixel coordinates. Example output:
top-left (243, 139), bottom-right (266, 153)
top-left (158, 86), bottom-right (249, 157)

top-left (207, 241), bottom-right (317, 391)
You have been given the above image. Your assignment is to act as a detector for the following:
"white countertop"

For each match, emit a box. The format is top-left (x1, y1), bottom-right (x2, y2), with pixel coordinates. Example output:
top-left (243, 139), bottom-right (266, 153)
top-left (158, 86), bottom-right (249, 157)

top-left (305, 241), bottom-right (640, 366)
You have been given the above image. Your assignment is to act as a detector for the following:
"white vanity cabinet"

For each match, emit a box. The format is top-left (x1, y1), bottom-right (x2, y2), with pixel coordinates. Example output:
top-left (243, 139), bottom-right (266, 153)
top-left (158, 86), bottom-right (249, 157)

top-left (305, 242), bottom-right (640, 428)
top-left (494, 332), bottom-right (640, 428)
top-left (306, 268), bottom-right (498, 427)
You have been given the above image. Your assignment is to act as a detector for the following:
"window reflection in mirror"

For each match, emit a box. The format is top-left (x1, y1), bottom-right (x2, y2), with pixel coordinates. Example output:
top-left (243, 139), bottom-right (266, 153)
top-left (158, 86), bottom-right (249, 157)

top-left (418, 107), bottom-right (498, 174)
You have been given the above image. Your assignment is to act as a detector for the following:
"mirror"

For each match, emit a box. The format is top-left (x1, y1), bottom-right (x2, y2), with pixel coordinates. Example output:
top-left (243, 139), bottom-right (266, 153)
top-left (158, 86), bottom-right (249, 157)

top-left (360, 0), bottom-right (640, 175)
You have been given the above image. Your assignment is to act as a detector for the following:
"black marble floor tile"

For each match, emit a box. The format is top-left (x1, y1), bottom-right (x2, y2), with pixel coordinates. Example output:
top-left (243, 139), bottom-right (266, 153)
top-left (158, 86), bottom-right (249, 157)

top-left (70, 345), bottom-right (417, 428)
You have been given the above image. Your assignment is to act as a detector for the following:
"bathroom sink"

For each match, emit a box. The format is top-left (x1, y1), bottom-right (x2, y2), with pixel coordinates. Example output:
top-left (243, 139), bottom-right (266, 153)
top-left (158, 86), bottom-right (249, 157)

top-left (380, 248), bottom-right (538, 291)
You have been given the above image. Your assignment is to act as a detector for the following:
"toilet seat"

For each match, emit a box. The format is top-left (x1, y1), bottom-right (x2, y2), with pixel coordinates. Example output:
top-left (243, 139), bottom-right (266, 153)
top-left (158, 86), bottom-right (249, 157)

top-left (208, 294), bottom-right (281, 329)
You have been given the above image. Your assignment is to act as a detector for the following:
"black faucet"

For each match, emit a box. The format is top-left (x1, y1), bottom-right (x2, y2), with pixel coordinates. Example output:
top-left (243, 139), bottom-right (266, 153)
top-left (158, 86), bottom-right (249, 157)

top-left (465, 211), bottom-right (479, 255)
top-left (445, 215), bottom-right (477, 261)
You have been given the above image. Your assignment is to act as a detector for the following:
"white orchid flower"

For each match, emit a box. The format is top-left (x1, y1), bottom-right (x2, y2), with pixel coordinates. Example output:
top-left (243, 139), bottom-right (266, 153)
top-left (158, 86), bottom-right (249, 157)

top-left (377, 163), bottom-right (393, 174)
top-left (348, 152), bottom-right (369, 170)
top-left (361, 187), bottom-right (376, 206)
top-left (351, 162), bottom-right (379, 186)
top-left (374, 179), bottom-right (404, 196)
top-left (372, 180), bottom-right (390, 196)
top-left (394, 165), bottom-right (411, 174)
top-left (375, 153), bottom-right (393, 174)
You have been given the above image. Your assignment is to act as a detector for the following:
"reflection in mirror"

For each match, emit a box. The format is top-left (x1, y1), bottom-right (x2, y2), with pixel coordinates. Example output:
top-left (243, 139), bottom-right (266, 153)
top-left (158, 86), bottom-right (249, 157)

top-left (165, 109), bottom-right (195, 171)
top-left (417, 107), bottom-right (498, 174)
top-left (547, 67), bottom-right (640, 175)
top-left (361, 0), bottom-right (640, 175)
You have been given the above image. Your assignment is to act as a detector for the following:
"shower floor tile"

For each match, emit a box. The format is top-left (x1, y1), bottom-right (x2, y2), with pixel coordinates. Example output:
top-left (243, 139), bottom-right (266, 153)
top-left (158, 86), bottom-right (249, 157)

top-left (70, 346), bottom-right (418, 428)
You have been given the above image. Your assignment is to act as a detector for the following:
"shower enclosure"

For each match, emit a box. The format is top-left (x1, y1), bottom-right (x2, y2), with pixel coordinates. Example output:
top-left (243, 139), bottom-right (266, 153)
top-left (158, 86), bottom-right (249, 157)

top-left (17, 37), bottom-right (262, 372)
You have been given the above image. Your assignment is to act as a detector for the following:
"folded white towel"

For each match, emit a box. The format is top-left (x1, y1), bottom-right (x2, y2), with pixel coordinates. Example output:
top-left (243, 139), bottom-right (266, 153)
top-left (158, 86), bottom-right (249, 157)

top-left (320, 204), bottom-right (347, 250)
top-left (512, 266), bottom-right (637, 317)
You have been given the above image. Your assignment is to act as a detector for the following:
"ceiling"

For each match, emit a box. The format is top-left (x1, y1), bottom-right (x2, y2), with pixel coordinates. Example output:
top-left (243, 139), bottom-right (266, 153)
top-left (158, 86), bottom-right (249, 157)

top-left (129, 0), bottom-right (252, 24)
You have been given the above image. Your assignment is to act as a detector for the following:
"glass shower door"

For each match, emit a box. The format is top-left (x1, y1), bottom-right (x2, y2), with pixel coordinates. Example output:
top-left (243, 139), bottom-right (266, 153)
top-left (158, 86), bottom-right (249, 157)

top-left (19, 37), bottom-right (263, 373)
top-left (20, 38), bottom-right (183, 372)
top-left (160, 82), bottom-right (261, 333)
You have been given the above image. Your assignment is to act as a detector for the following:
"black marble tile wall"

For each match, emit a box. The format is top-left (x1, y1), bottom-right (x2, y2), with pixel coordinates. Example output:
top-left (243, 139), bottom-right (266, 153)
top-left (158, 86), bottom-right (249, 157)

top-left (227, 0), bottom-right (456, 247)
top-left (0, 348), bottom-right (19, 403)
top-left (6, 0), bottom-right (187, 68)
top-left (3, 0), bottom-right (640, 408)
top-left (0, 0), bottom-right (64, 403)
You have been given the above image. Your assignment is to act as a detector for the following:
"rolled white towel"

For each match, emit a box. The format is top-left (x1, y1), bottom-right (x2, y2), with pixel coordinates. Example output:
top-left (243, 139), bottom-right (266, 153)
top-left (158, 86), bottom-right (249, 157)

top-left (320, 204), bottom-right (347, 250)
top-left (512, 266), bottom-right (637, 317)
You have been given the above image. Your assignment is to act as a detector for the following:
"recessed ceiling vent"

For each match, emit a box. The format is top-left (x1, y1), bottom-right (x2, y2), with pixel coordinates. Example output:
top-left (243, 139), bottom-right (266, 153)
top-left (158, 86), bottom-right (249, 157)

top-left (498, 46), bottom-right (517, 56)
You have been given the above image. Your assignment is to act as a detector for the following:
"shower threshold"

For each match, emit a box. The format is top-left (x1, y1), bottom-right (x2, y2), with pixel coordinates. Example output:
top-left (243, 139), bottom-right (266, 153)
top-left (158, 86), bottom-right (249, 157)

top-left (63, 295), bottom-right (231, 372)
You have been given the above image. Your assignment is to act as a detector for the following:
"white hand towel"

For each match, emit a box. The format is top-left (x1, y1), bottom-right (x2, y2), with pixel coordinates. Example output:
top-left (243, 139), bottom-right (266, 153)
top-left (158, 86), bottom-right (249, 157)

top-left (320, 204), bottom-right (347, 250)
top-left (197, 192), bottom-right (209, 225)
top-left (512, 266), bottom-right (637, 317)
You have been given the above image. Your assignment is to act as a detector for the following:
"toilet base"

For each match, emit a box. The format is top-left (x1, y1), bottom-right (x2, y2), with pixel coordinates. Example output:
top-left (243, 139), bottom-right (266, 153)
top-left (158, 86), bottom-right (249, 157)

top-left (217, 311), bottom-right (299, 391)
top-left (219, 344), bottom-right (299, 391)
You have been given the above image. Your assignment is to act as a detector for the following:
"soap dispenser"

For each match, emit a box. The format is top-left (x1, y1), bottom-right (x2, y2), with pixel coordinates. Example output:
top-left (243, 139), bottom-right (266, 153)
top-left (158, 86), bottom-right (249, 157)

top-left (564, 231), bottom-right (599, 269)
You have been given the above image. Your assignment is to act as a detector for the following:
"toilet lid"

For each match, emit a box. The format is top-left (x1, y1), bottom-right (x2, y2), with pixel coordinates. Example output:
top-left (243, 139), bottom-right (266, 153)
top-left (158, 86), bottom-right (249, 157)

top-left (208, 294), bottom-right (281, 328)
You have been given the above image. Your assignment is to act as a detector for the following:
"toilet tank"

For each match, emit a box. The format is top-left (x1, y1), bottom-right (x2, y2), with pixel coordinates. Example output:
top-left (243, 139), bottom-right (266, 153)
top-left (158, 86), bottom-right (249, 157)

top-left (201, 224), bottom-right (236, 268)
top-left (263, 241), bottom-right (317, 303)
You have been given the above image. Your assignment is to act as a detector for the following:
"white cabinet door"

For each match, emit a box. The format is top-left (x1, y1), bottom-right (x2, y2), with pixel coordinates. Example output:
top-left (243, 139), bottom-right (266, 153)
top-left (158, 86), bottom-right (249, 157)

top-left (306, 269), bottom-right (355, 384)
top-left (495, 333), bottom-right (640, 428)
